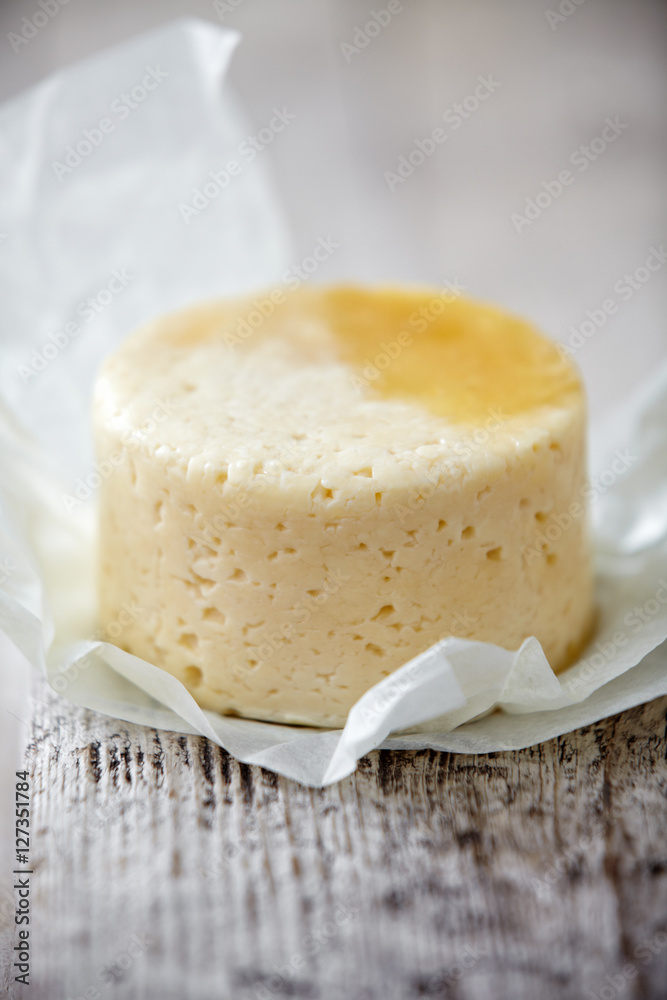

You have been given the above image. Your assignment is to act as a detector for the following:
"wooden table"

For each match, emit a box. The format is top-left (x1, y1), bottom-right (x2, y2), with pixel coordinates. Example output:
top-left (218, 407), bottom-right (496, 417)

top-left (3, 673), bottom-right (665, 1000)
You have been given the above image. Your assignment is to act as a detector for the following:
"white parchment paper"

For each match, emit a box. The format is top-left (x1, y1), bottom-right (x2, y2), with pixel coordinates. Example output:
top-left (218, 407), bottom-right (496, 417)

top-left (1, 20), bottom-right (666, 787)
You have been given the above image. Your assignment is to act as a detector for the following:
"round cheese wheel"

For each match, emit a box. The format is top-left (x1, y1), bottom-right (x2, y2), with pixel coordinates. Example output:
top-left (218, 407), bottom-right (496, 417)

top-left (93, 287), bottom-right (593, 726)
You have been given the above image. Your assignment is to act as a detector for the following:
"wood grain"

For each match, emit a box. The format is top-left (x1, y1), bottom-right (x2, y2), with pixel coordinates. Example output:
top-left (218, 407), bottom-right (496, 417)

top-left (1, 676), bottom-right (666, 1000)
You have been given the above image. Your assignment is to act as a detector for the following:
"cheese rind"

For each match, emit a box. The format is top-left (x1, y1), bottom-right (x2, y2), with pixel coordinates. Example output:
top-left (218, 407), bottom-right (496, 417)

top-left (94, 287), bottom-right (593, 727)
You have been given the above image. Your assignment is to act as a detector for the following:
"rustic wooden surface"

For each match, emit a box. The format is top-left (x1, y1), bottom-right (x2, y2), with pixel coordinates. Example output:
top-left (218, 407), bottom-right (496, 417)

top-left (1, 674), bottom-right (665, 1000)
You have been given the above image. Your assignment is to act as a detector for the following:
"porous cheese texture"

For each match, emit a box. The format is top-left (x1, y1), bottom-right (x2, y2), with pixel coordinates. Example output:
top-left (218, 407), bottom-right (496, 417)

top-left (94, 287), bottom-right (593, 727)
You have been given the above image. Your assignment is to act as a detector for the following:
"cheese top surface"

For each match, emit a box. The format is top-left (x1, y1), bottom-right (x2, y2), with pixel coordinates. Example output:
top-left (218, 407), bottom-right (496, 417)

top-left (95, 286), bottom-right (592, 727)
top-left (311, 288), bottom-right (578, 421)
top-left (97, 287), bottom-right (583, 496)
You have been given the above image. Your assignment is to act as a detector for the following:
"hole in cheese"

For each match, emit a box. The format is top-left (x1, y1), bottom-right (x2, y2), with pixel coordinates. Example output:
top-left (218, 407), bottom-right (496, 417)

top-left (183, 666), bottom-right (203, 686)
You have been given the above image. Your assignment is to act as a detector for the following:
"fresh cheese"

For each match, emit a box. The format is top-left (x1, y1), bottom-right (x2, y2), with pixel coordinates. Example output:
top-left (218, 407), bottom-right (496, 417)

top-left (93, 287), bottom-right (594, 727)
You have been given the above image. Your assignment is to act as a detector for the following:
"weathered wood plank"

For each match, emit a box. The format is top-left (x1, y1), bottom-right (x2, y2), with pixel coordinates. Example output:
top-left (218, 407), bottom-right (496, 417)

top-left (2, 675), bottom-right (666, 1000)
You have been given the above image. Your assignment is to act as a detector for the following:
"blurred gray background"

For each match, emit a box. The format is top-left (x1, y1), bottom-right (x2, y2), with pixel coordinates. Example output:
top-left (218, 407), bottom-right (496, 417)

top-left (1, 0), bottom-right (665, 419)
